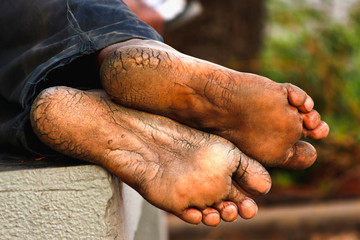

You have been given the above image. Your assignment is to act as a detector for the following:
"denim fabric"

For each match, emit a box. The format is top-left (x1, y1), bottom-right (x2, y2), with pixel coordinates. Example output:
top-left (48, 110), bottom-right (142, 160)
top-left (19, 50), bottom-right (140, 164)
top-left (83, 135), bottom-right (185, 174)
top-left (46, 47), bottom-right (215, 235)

top-left (0, 0), bottom-right (163, 155)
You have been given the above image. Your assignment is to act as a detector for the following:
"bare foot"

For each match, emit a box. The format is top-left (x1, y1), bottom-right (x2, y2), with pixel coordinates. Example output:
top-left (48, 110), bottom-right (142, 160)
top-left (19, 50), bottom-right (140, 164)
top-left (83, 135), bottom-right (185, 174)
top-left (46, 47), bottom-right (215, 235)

top-left (30, 86), bottom-right (271, 226)
top-left (99, 40), bottom-right (329, 169)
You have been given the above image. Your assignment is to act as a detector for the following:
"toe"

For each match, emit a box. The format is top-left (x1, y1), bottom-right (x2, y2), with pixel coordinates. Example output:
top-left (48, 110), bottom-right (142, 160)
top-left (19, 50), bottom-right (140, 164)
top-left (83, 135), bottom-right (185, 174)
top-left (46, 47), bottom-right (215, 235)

top-left (214, 201), bottom-right (238, 222)
top-left (237, 198), bottom-right (258, 219)
top-left (305, 121), bottom-right (330, 140)
top-left (232, 153), bottom-right (272, 196)
top-left (301, 110), bottom-right (321, 130)
top-left (282, 141), bottom-right (317, 170)
top-left (202, 208), bottom-right (221, 226)
top-left (227, 185), bottom-right (258, 220)
top-left (284, 83), bottom-right (312, 111)
top-left (298, 95), bottom-right (314, 113)
top-left (180, 208), bottom-right (203, 225)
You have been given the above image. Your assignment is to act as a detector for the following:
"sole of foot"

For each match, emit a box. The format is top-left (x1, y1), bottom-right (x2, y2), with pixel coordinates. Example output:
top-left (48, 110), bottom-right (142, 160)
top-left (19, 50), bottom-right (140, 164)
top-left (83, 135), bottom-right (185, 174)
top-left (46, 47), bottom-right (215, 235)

top-left (30, 86), bottom-right (271, 226)
top-left (100, 41), bottom-right (329, 169)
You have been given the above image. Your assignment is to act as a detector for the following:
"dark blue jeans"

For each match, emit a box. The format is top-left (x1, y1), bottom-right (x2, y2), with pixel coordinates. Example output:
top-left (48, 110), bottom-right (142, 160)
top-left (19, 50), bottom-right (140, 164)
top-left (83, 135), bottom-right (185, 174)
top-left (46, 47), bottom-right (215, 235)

top-left (0, 0), bottom-right (162, 156)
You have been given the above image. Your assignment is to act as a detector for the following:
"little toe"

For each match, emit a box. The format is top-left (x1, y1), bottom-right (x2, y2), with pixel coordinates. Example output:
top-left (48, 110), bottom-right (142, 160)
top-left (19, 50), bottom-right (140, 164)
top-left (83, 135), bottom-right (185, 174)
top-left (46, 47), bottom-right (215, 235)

top-left (232, 153), bottom-right (272, 196)
top-left (180, 208), bottom-right (203, 225)
top-left (214, 201), bottom-right (238, 222)
top-left (302, 110), bottom-right (321, 130)
top-left (305, 121), bottom-right (330, 140)
top-left (237, 198), bottom-right (258, 220)
top-left (282, 141), bottom-right (317, 170)
top-left (202, 208), bottom-right (221, 226)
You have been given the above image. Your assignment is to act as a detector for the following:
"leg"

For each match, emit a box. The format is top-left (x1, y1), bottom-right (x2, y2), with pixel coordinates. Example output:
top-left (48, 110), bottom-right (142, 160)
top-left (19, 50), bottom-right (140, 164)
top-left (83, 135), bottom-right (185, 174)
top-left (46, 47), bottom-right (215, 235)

top-left (99, 39), bottom-right (329, 169)
top-left (30, 86), bottom-right (271, 226)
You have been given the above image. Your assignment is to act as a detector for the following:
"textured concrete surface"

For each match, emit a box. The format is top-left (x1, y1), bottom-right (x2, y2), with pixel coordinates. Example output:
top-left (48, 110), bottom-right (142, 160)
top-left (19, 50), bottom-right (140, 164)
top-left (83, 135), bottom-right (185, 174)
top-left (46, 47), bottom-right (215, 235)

top-left (0, 162), bottom-right (166, 240)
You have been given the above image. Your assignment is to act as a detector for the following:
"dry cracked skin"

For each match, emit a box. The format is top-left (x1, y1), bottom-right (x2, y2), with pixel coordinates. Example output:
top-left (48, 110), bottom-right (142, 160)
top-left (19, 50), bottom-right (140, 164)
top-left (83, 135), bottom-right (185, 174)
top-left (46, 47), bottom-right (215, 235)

top-left (30, 39), bottom-right (329, 226)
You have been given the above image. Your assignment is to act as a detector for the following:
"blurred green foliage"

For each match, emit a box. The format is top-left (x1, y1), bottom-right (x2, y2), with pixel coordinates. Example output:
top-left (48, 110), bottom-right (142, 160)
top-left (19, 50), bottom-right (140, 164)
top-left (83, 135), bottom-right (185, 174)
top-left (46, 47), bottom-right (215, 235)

top-left (261, 0), bottom-right (360, 190)
top-left (261, 0), bottom-right (360, 145)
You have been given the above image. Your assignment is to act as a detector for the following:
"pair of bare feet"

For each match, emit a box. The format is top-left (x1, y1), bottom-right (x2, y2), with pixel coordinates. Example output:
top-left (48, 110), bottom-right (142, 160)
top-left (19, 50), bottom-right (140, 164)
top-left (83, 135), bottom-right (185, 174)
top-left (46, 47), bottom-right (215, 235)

top-left (30, 39), bottom-right (329, 226)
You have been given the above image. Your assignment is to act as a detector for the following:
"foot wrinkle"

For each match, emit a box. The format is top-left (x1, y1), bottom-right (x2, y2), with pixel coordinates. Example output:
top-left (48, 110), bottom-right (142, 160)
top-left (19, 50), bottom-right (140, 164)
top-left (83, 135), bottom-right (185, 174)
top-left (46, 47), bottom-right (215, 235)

top-left (177, 55), bottom-right (191, 73)
top-left (39, 89), bottom-right (68, 111)
top-left (120, 156), bottom-right (162, 195)
top-left (173, 82), bottom-right (199, 95)
top-left (99, 96), bottom-right (119, 124)
top-left (203, 70), bottom-right (233, 109)
top-left (233, 153), bottom-right (249, 182)
top-left (164, 51), bottom-right (171, 63)
top-left (68, 89), bottom-right (85, 106)
top-left (175, 138), bottom-right (197, 150)
top-left (226, 145), bottom-right (241, 174)
top-left (97, 98), bottom-right (166, 163)
top-left (147, 131), bottom-right (184, 157)
top-left (106, 147), bottom-right (146, 161)
top-left (220, 81), bottom-right (233, 106)
top-left (203, 77), bottom-right (219, 108)
top-left (114, 49), bottom-right (128, 72)
top-left (118, 51), bottom-right (128, 72)
top-left (239, 155), bottom-right (250, 175)
top-left (143, 122), bottom-right (178, 146)
top-left (103, 120), bottom-right (168, 169)
top-left (141, 118), bottom-right (200, 152)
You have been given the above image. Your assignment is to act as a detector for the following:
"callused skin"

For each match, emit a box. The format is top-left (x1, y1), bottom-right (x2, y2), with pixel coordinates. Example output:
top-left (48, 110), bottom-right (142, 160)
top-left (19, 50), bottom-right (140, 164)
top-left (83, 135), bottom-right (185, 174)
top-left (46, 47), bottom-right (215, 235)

top-left (30, 86), bottom-right (271, 226)
top-left (29, 39), bottom-right (329, 227)
top-left (99, 40), bottom-right (329, 169)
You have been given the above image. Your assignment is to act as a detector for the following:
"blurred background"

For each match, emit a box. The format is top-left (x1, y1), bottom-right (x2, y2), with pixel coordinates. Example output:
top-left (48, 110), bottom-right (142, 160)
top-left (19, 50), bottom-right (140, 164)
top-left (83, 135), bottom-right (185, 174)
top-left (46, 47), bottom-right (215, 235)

top-left (157, 0), bottom-right (360, 239)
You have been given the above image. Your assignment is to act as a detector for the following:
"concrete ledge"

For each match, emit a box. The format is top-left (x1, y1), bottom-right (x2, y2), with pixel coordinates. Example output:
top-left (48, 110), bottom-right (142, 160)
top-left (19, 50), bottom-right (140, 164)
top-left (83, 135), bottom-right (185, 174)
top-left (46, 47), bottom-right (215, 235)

top-left (0, 159), bottom-right (167, 240)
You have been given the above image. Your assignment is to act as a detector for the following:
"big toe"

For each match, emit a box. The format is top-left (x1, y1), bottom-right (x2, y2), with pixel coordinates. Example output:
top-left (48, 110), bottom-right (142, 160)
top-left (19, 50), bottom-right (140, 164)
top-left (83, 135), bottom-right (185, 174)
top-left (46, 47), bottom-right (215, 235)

top-left (282, 141), bottom-right (317, 170)
top-left (232, 153), bottom-right (272, 196)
